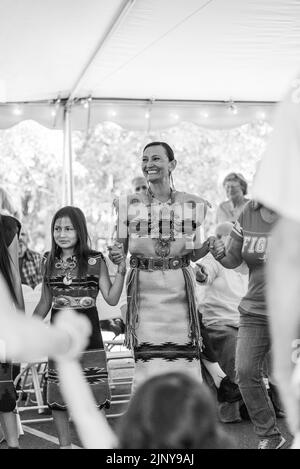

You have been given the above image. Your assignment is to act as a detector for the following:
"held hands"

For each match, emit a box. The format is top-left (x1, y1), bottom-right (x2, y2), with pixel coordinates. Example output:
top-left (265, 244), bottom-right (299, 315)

top-left (108, 242), bottom-right (125, 265)
top-left (207, 235), bottom-right (226, 260)
top-left (195, 264), bottom-right (208, 283)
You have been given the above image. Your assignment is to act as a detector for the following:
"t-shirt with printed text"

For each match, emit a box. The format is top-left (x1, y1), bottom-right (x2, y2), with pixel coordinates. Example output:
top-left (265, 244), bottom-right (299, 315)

top-left (229, 202), bottom-right (275, 316)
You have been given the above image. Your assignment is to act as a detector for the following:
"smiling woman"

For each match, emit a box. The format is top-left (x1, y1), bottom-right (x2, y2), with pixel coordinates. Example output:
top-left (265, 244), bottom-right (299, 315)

top-left (110, 141), bottom-right (211, 388)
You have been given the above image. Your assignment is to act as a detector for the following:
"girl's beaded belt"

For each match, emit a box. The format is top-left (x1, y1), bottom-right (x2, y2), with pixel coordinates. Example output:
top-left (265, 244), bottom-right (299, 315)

top-left (52, 296), bottom-right (96, 309)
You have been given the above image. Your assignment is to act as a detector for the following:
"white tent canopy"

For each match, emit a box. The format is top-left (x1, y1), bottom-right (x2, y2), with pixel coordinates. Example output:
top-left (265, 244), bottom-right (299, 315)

top-left (1, 0), bottom-right (300, 130)
top-left (1, 0), bottom-right (300, 203)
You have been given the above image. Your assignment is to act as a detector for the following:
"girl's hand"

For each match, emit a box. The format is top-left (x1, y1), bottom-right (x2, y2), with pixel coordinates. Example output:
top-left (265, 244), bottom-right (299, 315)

top-left (108, 242), bottom-right (124, 265)
top-left (117, 260), bottom-right (127, 276)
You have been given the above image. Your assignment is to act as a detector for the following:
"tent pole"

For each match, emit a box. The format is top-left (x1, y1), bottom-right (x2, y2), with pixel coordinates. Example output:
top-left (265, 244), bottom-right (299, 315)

top-left (68, 0), bottom-right (136, 102)
top-left (62, 104), bottom-right (74, 205)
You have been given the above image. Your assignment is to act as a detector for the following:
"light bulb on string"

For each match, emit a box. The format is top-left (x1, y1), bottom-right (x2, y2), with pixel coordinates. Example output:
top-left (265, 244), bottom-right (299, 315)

top-left (228, 100), bottom-right (238, 115)
top-left (200, 110), bottom-right (209, 119)
top-left (256, 110), bottom-right (266, 121)
top-left (13, 105), bottom-right (23, 116)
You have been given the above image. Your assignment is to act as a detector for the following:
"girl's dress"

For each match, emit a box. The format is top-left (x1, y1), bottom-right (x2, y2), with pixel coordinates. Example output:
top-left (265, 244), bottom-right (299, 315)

top-left (0, 215), bottom-right (21, 412)
top-left (41, 252), bottom-right (111, 410)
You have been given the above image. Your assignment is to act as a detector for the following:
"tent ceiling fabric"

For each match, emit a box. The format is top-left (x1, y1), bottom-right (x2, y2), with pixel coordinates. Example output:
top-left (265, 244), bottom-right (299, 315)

top-left (1, 0), bottom-right (300, 130)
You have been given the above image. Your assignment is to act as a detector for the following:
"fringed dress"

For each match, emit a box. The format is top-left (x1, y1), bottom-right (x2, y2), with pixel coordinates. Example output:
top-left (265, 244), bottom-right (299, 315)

top-left (115, 190), bottom-right (207, 388)
top-left (41, 252), bottom-right (111, 410)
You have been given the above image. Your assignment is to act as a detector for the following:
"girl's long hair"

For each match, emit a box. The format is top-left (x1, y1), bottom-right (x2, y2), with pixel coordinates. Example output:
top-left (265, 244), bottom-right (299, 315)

top-left (45, 206), bottom-right (93, 280)
top-left (0, 215), bottom-right (18, 303)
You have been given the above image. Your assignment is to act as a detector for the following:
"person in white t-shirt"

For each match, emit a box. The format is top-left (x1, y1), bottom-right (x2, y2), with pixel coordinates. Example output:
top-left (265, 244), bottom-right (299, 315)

top-left (253, 76), bottom-right (300, 438)
top-left (196, 222), bottom-right (248, 422)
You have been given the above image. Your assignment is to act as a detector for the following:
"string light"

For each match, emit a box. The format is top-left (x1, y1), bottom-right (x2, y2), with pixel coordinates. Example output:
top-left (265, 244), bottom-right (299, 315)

top-left (256, 110), bottom-right (266, 121)
top-left (200, 111), bottom-right (209, 118)
top-left (12, 105), bottom-right (22, 116)
top-left (170, 113), bottom-right (179, 120)
top-left (228, 100), bottom-right (238, 115)
top-left (145, 111), bottom-right (150, 119)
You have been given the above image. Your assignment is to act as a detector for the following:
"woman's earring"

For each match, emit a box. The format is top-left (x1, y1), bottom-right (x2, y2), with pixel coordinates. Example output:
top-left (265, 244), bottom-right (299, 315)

top-left (170, 173), bottom-right (175, 190)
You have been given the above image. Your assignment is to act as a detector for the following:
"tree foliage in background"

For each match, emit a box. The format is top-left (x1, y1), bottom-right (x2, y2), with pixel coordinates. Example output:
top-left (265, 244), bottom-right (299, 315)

top-left (0, 119), bottom-right (272, 251)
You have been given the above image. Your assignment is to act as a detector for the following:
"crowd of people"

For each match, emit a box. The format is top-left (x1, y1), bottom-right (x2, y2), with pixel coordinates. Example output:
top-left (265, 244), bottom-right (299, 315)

top-left (0, 99), bottom-right (299, 451)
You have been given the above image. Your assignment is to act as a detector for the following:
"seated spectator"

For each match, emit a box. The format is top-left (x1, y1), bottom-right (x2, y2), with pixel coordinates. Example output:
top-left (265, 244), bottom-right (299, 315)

top-left (195, 222), bottom-right (248, 422)
top-left (216, 173), bottom-right (249, 224)
top-left (18, 226), bottom-right (43, 289)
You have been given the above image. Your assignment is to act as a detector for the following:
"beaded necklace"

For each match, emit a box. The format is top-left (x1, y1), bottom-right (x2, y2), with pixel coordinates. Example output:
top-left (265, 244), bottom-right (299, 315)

top-left (55, 255), bottom-right (77, 285)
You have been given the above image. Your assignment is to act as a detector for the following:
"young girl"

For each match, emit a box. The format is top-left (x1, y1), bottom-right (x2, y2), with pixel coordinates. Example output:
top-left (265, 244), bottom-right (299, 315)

top-left (33, 206), bottom-right (126, 449)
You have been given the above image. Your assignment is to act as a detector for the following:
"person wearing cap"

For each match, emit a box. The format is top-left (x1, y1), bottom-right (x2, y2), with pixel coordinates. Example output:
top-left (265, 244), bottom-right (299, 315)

top-left (216, 172), bottom-right (249, 224)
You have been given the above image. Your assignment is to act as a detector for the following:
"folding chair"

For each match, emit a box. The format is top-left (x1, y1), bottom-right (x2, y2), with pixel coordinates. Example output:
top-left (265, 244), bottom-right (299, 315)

top-left (14, 359), bottom-right (52, 424)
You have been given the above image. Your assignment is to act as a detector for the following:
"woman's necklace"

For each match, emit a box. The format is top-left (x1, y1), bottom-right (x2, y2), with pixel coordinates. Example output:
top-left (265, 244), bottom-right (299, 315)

top-left (147, 187), bottom-right (176, 257)
top-left (55, 256), bottom-right (77, 285)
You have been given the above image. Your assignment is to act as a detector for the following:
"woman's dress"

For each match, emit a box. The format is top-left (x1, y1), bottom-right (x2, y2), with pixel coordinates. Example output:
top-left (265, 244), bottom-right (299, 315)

top-left (115, 190), bottom-right (206, 387)
top-left (0, 215), bottom-right (21, 412)
top-left (42, 252), bottom-right (111, 410)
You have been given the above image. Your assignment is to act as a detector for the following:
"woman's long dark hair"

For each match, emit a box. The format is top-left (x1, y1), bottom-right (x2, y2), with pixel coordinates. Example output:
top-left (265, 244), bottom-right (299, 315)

top-left (45, 206), bottom-right (93, 280)
top-left (0, 215), bottom-right (18, 303)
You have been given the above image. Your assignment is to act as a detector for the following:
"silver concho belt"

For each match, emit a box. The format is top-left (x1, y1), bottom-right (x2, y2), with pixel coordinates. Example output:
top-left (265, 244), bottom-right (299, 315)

top-left (129, 255), bottom-right (190, 270)
top-left (52, 296), bottom-right (96, 309)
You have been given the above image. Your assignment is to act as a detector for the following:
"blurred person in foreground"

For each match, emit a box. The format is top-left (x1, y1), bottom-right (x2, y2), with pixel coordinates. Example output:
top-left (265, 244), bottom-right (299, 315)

top-left (117, 372), bottom-right (235, 449)
top-left (0, 211), bottom-right (24, 448)
top-left (0, 269), bottom-right (91, 449)
top-left (253, 76), bottom-right (300, 440)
